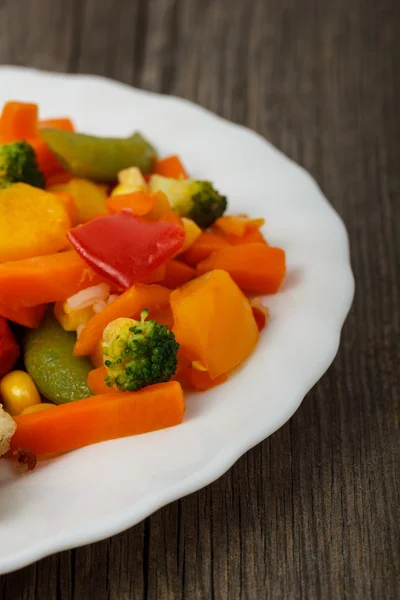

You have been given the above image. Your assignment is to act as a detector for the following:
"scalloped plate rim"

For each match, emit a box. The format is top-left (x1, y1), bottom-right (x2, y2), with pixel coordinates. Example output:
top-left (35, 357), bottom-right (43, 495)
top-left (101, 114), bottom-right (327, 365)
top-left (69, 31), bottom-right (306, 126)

top-left (0, 66), bottom-right (354, 574)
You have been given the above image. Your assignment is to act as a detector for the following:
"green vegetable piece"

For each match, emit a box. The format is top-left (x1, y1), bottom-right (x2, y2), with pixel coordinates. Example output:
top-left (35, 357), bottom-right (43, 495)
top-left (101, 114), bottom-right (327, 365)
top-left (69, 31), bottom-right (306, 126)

top-left (149, 175), bottom-right (227, 228)
top-left (24, 311), bottom-right (92, 404)
top-left (0, 141), bottom-right (45, 189)
top-left (102, 310), bottom-right (179, 392)
top-left (40, 129), bottom-right (157, 183)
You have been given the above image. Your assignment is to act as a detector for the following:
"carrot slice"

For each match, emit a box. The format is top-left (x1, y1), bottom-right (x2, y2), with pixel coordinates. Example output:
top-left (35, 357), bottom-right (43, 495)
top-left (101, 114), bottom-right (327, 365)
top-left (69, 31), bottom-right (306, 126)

top-left (189, 369), bottom-right (227, 391)
top-left (214, 215), bottom-right (265, 237)
top-left (106, 191), bottom-right (155, 216)
top-left (0, 103), bottom-right (72, 179)
top-left (89, 338), bottom-right (104, 368)
top-left (0, 251), bottom-right (102, 308)
top-left (158, 210), bottom-right (184, 228)
top-left (149, 305), bottom-right (174, 330)
top-left (211, 226), bottom-right (267, 246)
top-left (141, 263), bottom-right (167, 284)
top-left (0, 101), bottom-right (38, 142)
top-left (162, 260), bottom-right (195, 288)
top-left (0, 303), bottom-right (46, 328)
top-left (154, 155), bottom-right (188, 179)
top-left (11, 381), bottom-right (185, 455)
top-left (87, 366), bottom-right (109, 395)
top-left (196, 244), bottom-right (286, 294)
top-left (180, 232), bottom-right (230, 266)
top-left (39, 118), bottom-right (75, 132)
top-left (74, 283), bottom-right (171, 356)
top-left (131, 191), bottom-right (183, 229)
top-left (30, 137), bottom-right (65, 179)
top-left (173, 350), bottom-right (228, 391)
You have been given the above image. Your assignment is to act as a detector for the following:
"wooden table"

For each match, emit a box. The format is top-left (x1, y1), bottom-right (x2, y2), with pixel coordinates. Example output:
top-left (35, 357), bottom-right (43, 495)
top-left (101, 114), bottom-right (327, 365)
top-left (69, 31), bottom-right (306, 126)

top-left (0, 0), bottom-right (399, 598)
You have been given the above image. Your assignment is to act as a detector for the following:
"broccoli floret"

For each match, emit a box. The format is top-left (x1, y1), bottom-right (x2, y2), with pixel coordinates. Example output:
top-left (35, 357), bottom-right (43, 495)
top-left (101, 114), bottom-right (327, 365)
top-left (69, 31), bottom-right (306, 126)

top-left (149, 175), bottom-right (227, 228)
top-left (102, 310), bottom-right (180, 392)
top-left (185, 180), bottom-right (228, 229)
top-left (0, 141), bottom-right (45, 189)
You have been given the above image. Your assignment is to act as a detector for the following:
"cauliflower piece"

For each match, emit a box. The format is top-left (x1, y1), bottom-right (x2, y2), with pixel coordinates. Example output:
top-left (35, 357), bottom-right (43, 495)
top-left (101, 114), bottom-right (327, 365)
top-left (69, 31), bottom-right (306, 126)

top-left (0, 404), bottom-right (16, 457)
top-left (148, 175), bottom-right (227, 228)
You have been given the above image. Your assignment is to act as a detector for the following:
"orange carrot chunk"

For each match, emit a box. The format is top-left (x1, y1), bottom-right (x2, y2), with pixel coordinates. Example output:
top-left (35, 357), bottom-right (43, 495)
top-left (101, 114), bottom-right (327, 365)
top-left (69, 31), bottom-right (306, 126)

top-left (189, 369), bottom-right (227, 391)
top-left (36, 119), bottom-right (75, 180)
top-left (30, 137), bottom-right (65, 180)
top-left (162, 260), bottom-right (196, 288)
top-left (156, 209), bottom-right (184, 228)
top-left (196, 244), bottom-right (286, 294)
top-left (148, 305), bottom-right (175, 330)
top-left (0, 303), bottom-right (46, 329)
top-left (106, 191), bottom-right (155, 216)
top-left (0, 103), bottom-right (68, 179)
top-left (180, 232), bottom-right (230, 266)
top-left (87, 366), bottom-right (109, 395)
top-left (11, 381), bottom-right (185, 455)
top-left (154, 155), bottom-right (188, 179)
top-left (89, 339), bottom-right (104, 369)
top-left (74, 283), bottom-right (171, 357)
top-left (0, 101), bottom-right (38, 142)
top-left (213, 215), bottom-right (265, 237)
top-left (39, 118), bottom-right (75, 132)
top-left (211, 226), bottom-right (268, 246)
top-left (141, 263), bottom-right (167, 284)
top-left (0, 251), bottom-right (102, 308)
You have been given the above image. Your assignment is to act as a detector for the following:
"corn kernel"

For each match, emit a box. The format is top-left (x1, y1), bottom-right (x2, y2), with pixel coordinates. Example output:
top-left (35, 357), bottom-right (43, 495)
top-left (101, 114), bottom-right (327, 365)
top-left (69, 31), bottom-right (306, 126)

top-left (0, 371), bottom-right (41, 416)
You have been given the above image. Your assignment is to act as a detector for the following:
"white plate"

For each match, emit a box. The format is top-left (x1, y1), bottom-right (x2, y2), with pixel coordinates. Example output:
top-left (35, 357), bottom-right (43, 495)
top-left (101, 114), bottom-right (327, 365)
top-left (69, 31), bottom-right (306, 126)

top-left (0, 66), bottom-right (354, 574)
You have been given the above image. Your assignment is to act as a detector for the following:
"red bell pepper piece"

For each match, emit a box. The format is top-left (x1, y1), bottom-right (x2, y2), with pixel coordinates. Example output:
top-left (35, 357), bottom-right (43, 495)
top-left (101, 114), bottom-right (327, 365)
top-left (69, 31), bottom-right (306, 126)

top-left (67, 210), bottom-right (185, 290)
top-left (251, 307), bottom-right (267, 332)
top-left (0, 317), bottom-right (19, 378)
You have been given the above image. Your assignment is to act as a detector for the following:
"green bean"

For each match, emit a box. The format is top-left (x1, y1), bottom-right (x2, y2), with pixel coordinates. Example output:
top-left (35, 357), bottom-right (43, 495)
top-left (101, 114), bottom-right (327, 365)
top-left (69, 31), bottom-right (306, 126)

top-left (24, 312), bottom-right (92, 405)
top-left (40, 129), bottom-right (157, 182)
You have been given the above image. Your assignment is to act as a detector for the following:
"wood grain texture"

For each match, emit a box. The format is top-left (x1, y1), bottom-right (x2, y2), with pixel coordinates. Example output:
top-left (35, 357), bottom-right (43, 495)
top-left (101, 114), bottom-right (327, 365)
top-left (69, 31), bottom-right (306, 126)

top-left (0, 0), bottom-right (399, 598)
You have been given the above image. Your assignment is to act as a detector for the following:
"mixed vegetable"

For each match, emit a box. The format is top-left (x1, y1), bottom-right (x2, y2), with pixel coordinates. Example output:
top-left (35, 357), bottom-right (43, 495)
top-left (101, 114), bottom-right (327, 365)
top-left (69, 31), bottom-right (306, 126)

top-left (0, 100), bottom-right (286, 470)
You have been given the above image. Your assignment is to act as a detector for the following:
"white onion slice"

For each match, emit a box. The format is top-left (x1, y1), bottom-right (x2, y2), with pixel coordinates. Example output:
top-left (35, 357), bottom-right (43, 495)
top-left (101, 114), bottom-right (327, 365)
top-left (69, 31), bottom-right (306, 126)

top-left (93, 301), bottom-right (108, 314)
top-left (107, 294), bottom-right (120, 304)
top-left (66, 283), bottom-right (110, 311)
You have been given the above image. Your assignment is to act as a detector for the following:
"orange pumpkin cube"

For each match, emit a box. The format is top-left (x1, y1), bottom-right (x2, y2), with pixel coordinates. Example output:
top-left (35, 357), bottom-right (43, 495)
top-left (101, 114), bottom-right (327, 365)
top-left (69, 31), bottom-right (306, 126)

top-left (170, 270), bottom-right (259, 379)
